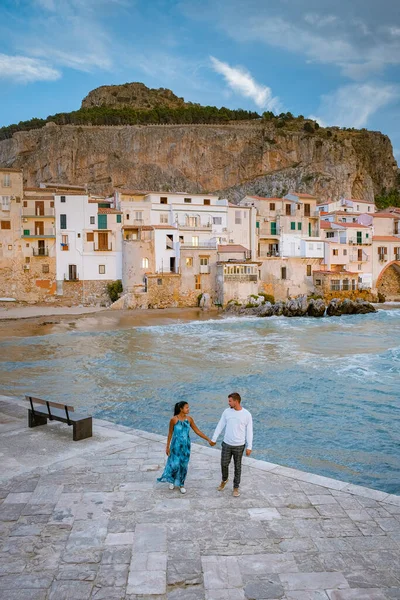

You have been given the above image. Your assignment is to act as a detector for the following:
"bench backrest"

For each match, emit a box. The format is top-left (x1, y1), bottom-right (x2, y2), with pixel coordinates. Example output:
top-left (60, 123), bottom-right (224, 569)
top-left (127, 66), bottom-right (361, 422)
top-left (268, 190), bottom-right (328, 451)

top-left (25, 395), bottom-right (75, 412)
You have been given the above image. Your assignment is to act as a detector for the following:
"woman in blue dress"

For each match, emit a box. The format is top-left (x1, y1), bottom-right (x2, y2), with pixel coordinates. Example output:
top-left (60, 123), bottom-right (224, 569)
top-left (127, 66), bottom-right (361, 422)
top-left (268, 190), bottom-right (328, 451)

top-left (157, 401), bottom-right (212, 494)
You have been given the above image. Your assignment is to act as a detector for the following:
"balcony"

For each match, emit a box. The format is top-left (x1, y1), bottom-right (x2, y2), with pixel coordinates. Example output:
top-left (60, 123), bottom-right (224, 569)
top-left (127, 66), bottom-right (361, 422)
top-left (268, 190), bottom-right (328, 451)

top-left (258, 225), bottom-right (280, 238)
top-left (350, 254), bottom-right (369, 262)
top-left (199, 265), bottom-right (210, 274)
top-left (32, 247), bottom-right (49, 256)
top-left (259, 251), bottom-right (280, 258)
top-left (178, 222), bottom-right (212, 230)
top-left (348, 237), bottom-right (372, 245)
top-left (224, 274), bottom-right (258, 282)
top-left (181, 242), bottom-right (217, 249)
top-left (22, 208), bottom-right (55, 217)
top-left (94, 244), bottom-right (113, 251)
top-left (21, 228), bottom-right (55, 238)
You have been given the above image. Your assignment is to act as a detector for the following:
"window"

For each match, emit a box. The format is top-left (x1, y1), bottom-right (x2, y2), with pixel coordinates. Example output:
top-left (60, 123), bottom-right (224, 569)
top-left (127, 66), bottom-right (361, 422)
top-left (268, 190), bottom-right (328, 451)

top-left (160, 197), bottom-right (168, 204)
top-left (160, 213), bottom-right (169, 224)
top-left (306, 265), bottom-right (312, 276)
top-left (60, 214), bottom-right (67, 229)
top-left (1, 221), bottom-right (10, 229)
top-left (297, 222), bottom-right (302, 230)
top-left (195, 275), bottom-right (201, 290)
top-left (213, 217), bottom-right (222, 225)
top-left (184, 198), bottom-right (192, 203)
top-left (290, 222), bottom-right (296, 230)
top-left (77, 233), bottom-right (81, 238)
top-left (141, 258), bottom-right (149, 269)
top-left (357, 205), bottom-right (360, 211)
top-left (60, 196), bottom-right (66, 203)
top-left (368, 206), bottom-right (371, 212)
top-left (87, 232), bottom-right (94, 242)
top-left (331, 280), bottom-right (340, 291)
top-left (304, 204), bottom-right (310, 216)
top-left (200, 257), bottom-right (209, 266)
top-left (342, 279), bottom-right (349, 291)
top-left (157, 278), bottom-right (163, 285)
top-left (1, 196), bottom-right (10, 210)
top-left (90, 216), bottom-right (95, 224)
top-left (23, 201), bottom-right (28, 207)
top-left (23, 230), bottom-right (30, 236)
top-left (126, 213), bottom-right (130, 220)
top-left (326, 232), bottom-right (334, 238)
top-left (271, 222), bottom-right (277, 235)
top-left (192, 236), bottom-right (199, 247)
top-left (185, 257), bottom-right (193, 267)
top-left (135, 211), bottom-right (143, 222)
top-left (352, 279), bottom-right (356, 290)
top-left (281, 266), bottom-right (287, 280)
top-left (366, 233), bottom-right (369, 238)
top-left (316, 279), bottom-right (321, 286)
top-left (333, 249), bottom-right (339, 256)
top-left (25, 257), bottom-right (30, 264)
top-left (235, 211), bottom-right (242, 225)
top-left (42, 264), bottom-right (49, 274)
top-left (358, 264), bottom-right (362, 270)
top-left (285, 204), bottom-right (291, 215)
top-left (3, 174), bottom-right (10, 187)
top-left (116, 214), bottom-right (121, 223)
top-left (187, 216), bottom-right (198, 227)
top-left (203, 199), bottom-right (210, 205)
top-left (50, 201), bottom-right (54, 208)
top-left (309, 243), bottom-right (314, 250)
top-left (99, 265), bottom-right (105, 274)
top-left (8, 244), bottom-right (12, 250)
top-left (270, 203), bottom-right (275, 211)
top-left (98, 214), bottom-right (107, 229)
top-left (343, 249), bottom-right (347, 256)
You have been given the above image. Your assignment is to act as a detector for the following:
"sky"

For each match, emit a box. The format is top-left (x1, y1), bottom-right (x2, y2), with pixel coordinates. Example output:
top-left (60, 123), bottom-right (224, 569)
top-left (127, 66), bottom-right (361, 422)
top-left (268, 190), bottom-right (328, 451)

top-left (0, 0), bottom-right (399, 166)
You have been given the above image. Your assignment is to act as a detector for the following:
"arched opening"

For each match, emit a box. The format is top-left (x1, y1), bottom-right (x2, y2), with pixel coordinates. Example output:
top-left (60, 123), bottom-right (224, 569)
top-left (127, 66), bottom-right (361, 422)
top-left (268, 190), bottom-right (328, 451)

top-left (377, 261), bottom-right (400, 300)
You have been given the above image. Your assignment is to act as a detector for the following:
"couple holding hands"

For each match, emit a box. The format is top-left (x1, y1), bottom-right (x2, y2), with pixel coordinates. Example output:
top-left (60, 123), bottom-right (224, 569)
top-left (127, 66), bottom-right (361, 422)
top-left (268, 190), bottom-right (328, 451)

top-left (157, 393), bottom-right (253, 497)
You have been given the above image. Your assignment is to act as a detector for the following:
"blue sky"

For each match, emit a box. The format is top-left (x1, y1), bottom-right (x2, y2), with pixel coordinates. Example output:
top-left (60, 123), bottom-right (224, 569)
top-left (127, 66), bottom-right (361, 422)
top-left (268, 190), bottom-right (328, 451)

top-left (1, 0), bottom-right (399, 167)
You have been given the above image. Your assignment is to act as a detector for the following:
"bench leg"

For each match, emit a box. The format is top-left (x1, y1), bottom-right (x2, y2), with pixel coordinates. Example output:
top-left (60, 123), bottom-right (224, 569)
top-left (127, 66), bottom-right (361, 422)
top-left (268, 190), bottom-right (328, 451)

top-left (73, 417), bottom-right (92, 441)
top-left (28, 409), bottom-right (47, 428)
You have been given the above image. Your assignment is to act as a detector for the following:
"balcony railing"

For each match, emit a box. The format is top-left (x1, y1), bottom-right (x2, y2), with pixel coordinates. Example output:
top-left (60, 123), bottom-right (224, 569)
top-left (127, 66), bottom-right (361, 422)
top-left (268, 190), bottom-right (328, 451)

top-left (224, 274), bottom-right (258, 282)
top-left (258, 226), bottom-right (280, 237)
top-left (94, 244), bottom-right (113, 251)
top-left (21, 228), bottom-right (56, 237)
top-left (181, 243), bottom-right (217, 249)
top-left (259, 251), bottom-right (280, 258)
top-left (22, 208), bottom-right (55, 217)
top-left (350, 254), bottom-right (369, 262)
top-left (32, 247), bottom-right (49, 256)
top-left (348, 238), bottom-right (372, 245)
top-left (177, 222), bottom-right (212, 230)
top-left (199, 265), bottom-right (210, 274)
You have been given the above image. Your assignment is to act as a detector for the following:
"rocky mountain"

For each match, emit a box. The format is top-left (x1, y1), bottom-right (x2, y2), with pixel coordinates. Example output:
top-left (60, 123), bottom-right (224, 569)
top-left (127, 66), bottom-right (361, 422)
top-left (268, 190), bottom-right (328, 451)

top-left (0, 84), bottom-right (398, 201)
top-left (81, 82), bottom-right (189, 111)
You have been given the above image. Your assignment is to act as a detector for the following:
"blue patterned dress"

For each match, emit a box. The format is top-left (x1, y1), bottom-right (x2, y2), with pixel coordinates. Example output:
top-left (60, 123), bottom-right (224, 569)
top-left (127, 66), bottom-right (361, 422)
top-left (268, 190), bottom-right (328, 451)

top-left (157, 419), bottom-right (191, 487)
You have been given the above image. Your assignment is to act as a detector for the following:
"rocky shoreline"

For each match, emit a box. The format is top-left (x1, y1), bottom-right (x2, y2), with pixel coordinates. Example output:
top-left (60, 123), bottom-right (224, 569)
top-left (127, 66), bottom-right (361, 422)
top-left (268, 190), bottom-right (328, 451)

top-left (224, 294), bottom-right (377, 318)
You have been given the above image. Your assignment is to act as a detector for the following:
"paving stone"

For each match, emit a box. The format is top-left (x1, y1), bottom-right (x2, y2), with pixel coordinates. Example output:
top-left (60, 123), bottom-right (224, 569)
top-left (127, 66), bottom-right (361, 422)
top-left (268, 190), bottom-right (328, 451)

top-left (167, 586), bottom-right (205, 600)
top-left (238, 553), bottom-right (298, 575)
top-left (48, 580), bottom-right (93, 599)
top-left (205, 589), bottom-right (245, 599)
top-left (105, 531), bottom-right (134, 545)
top-left (91, 586), bottom-right (127, 599)
top-left (56, 564), bottom-right (98, 581)
top-left (279, 572), bottom-right (349, 591)
top-left (202, 556), bottom-right (243, 590)
top-left (96, 563), bottom-right (129, 587)
top-left (244, 579), bottom-right (284, 599)
top-left (326, 590), bottom-right (388, 600)
top-left (0, 573), bottom-right (54, 589)
top-left (285, 592), bottom-right (329, 600)
top-left (3, 492), bottom-right (32, 504)
top-left (127, 569), bottom-right (166, 595)
top-left (248, 508), bottom-right (281, 520)
top-left (101, 545), bottom-right (132, 564)
top-left (167, 558), bottom-right (202, 585)
top-left (0, 591), bottom-right (47, 600)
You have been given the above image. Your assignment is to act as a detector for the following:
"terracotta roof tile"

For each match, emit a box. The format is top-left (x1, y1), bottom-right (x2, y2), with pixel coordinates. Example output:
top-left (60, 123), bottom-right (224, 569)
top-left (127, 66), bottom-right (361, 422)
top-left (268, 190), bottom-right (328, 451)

top-left (98, 208), bottom-right (122, 214)
top-left (217, 244), bottom-right (248, 253)
top-left (373, 236), bottom-right (400, 242)
top-left (373, 213), bottom-right (399, 219)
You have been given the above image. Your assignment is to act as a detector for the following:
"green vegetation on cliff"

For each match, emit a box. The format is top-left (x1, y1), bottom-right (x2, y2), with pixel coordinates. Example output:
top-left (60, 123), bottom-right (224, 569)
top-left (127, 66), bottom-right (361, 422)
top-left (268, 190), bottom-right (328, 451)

top-left (0, 105), bottom-right (262, 140)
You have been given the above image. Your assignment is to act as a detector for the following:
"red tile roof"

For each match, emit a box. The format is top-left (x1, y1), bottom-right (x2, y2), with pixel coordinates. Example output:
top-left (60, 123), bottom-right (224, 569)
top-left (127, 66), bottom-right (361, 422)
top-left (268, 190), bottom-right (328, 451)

top-left (98, 208), bottom-right (122, 214)
top-left (335, 222), bottom-right (370, 228)
top-left (373, 236), bottom-right (400, 242)
top-left (290, 192), bottom-right (317, 199)
top-left (247, 196), bottom-right (282, 201)
top-left (320, 221), bottom-right (333, 229)
top-left (373, 213), bottom-right (399, 219)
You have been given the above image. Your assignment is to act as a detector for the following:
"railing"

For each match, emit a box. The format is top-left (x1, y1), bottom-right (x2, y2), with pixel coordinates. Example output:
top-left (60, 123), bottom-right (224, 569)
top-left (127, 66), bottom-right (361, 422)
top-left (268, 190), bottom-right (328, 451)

top-left (224, 274), bottom-right (258, 282)
top-left (1, 203), bottom-right (10, 211)
top-left (21, 228), bottom-right (55, 237)
top-left (348, 237), bottom-right (372, 245)
top-left (177, 223), bottom-right (212, 230)
top-left (350, 254), bottom-right (369, 262)
top-left (32, 248), bottom-right (49, 256)
top-left (64, 274), bottom-right (80, 281)
top-left (181, 243), bottom-right (217, 249)
top-left (259, 251), bottom-right (280, 258)
top-left (94, 244), bottom-right (113, 251)
top-left (395, 254), bottom-right (400, 261)
top-left (199, 265), bottom-right (210, 274)
top-left (22, 208), bottom-right (55, 217)
top-left (258, 226), bottom-right (280, 237)
top-left (131, 219), bottom-right (144, 225)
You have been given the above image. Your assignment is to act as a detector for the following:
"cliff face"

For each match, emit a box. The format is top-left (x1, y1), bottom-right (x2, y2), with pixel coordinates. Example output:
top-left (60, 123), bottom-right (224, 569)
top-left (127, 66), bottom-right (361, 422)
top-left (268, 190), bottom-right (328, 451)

top-left (0, 120), bottom-right (397, 201)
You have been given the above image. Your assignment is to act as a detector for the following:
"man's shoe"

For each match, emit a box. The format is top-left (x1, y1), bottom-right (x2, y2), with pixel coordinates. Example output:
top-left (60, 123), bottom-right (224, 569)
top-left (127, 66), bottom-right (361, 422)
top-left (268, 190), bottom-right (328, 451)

top-left (180, 487), bottom-right (186, 494)
top-left (168, 483), bottom-right (174, 490)
top-left (233, 488), bottom-right (240, 497)
top-left (217, 480), bottom-right (228, 491)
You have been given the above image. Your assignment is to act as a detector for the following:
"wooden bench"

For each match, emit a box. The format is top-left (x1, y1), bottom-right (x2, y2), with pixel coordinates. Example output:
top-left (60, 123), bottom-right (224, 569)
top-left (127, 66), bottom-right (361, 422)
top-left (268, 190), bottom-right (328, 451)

top-left (26, 395), bottom-right (92, 441)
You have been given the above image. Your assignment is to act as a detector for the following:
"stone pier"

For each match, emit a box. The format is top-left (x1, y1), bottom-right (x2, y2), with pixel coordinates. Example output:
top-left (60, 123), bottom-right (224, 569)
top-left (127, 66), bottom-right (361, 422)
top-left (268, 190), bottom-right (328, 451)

top-left (0, 396), bottom-right (399, 599)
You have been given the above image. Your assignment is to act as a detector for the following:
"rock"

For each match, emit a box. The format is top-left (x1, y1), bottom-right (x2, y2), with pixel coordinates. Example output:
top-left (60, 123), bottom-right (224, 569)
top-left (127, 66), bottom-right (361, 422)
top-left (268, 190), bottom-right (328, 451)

top-left (224, 301), bottom-right (241, 314)
top-left (354, 299), bottom-right (377, 314)
top-left (283, 295), bottom-right (309, 317)
top-left (256, 302), bottom-right (273, 317)
top-left (327, 298), bottom-right (377, 316)
top-left (326, 298), bottom-right (342, 316)
top-left (272, 301), bottom-right (285, 316)
top-left (199, 293), bottom-right (211, 310)
top-left (307, 298), bottom-right (326, 317)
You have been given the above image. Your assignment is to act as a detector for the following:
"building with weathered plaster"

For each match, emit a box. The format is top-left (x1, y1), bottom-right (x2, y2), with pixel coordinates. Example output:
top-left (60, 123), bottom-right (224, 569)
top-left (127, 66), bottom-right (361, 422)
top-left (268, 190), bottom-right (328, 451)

top-left (55, 193), bottom-right (122, 304)
top-left (371, 212), bottom-right (400, 298)
top-left (317, 197), bottom-right (376, 214)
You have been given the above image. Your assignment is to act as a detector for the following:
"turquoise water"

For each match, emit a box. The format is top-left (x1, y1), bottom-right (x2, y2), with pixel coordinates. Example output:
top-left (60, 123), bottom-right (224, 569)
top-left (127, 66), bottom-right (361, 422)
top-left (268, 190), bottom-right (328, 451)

top-left (1, 309), bottom-right (399, 494)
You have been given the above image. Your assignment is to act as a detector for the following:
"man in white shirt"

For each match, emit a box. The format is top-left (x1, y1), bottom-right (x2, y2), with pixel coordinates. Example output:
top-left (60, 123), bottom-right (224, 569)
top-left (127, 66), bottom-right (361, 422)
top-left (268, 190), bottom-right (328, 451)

top-left (211, 392), bottom-right (253, 497)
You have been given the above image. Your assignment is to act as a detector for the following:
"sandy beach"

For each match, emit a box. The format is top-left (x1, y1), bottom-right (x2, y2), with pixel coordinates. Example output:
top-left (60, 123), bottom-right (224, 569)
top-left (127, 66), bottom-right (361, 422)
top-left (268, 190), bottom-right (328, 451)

top-left (0, 304), bottom-right (220, 339)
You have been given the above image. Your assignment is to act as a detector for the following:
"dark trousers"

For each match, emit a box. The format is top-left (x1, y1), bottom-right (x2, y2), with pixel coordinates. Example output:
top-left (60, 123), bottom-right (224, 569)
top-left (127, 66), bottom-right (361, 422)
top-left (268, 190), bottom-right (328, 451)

top-left (221, 441), bottom-right (245, 488)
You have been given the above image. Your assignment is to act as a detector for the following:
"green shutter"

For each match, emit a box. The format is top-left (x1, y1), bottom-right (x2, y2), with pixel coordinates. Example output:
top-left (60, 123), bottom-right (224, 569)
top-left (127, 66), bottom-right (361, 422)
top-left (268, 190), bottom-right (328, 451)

top-left (297, 222), bottom-right (302, 230)
top-left (357, 231), bottom-right (362, 244)
top-left (308, 223), bottom-right (312, 237)
top-left (60, 214), bottom-right (67, 229)
top-left (23, 229), bottom-right (30, 236)
top-left (116, 214), bottom-right (121, 223)
top-left (98, 214), bottom-right (108, 229)
top-left (290, 222), bottom-right (296, 230)
top-left (256, 221), bottom-right (260, 229)
top-left (271, 222), bottom-right (277, 235)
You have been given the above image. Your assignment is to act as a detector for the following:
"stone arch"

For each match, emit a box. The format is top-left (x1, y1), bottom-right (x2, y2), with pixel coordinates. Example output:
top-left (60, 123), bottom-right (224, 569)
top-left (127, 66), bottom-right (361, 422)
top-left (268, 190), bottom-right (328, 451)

top-left (376, 260), bottom-right (400, 299)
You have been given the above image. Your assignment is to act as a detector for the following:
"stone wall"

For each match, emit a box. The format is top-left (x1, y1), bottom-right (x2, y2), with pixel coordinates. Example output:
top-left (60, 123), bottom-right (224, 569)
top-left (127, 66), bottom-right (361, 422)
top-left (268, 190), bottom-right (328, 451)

top-left (377, 264), bottom-right (400, 299)
top-left (58, 279), bottom-right (112, 305)
top-left (0, 256), bottom-right (56, 303)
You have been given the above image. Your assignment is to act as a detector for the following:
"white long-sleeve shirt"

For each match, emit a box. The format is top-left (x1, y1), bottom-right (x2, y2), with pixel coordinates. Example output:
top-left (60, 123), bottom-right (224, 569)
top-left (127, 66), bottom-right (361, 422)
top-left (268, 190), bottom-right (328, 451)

top-left (212, 407), bottom-right (253, 450)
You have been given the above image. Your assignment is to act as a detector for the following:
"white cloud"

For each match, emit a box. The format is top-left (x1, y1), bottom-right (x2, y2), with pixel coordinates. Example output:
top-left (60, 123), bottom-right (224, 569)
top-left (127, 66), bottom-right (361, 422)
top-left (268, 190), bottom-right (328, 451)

top-left (210, 56), bottom-right (281, 111)
top-left (313, 83), bottom-right (398, 129)
top-left (0, 54), bottom-right (60, 83)
top-left (304, 14), bottom-right (337, 28)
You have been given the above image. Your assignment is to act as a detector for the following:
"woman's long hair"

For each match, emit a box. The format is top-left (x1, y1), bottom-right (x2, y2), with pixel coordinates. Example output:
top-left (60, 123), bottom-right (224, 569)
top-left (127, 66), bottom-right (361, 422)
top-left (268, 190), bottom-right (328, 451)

top-left (174, 401), bottom-right (188, 416)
